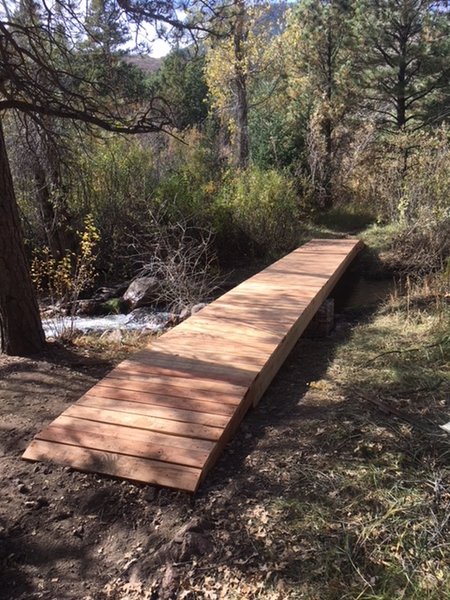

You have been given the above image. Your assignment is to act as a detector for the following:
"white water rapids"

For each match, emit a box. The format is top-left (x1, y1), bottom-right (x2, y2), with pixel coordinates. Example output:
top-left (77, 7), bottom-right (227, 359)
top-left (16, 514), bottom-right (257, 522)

top-left (42, 312), bottom-right (173, 338)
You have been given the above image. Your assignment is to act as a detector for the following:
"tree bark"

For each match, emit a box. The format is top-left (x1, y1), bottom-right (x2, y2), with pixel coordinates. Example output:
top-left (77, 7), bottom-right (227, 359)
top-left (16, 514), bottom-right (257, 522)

top-left (321, 24), bottom-right (335, 210)
top-left (233, 0), bottom-right (249, 169)
top-left (34, 161), bottom-right (74, 260)
top-left (0, 118), bottom-right (46, 356)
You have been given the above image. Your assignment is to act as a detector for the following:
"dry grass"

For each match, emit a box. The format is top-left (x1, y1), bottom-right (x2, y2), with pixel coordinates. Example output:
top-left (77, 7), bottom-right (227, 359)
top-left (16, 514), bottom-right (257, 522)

top-left (268, 288), bottom-right (450, 599)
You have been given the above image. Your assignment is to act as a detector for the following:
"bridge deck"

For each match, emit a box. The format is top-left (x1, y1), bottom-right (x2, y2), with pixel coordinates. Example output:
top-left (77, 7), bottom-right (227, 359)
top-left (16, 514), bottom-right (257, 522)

top-left (23, 238), bottom-right (362, 492)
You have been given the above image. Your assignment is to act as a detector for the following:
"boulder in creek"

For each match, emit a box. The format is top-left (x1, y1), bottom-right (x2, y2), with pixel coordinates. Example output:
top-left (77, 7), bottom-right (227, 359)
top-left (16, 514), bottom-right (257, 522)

top-left (92, 283), bottom-right (129, 302)
top-left (122, 276), bottom-right (160, 310)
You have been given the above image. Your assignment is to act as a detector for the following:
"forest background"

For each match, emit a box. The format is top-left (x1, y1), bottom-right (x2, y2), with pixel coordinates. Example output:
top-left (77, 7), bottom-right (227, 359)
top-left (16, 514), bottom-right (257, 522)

top-left (1, 0), bottom-right (450, 354)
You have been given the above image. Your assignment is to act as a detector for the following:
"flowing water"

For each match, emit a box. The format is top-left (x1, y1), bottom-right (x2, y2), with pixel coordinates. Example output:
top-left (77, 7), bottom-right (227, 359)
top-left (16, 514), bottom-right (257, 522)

top-left (42, 311), bottom-right (173, 339)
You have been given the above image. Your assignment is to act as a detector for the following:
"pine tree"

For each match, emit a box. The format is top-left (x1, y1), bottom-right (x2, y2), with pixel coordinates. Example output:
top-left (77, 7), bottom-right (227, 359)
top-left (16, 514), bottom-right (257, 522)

top-left (356, 0), bottom-right (450, 131)
top-left (152, 48), bottom-right (209, 130)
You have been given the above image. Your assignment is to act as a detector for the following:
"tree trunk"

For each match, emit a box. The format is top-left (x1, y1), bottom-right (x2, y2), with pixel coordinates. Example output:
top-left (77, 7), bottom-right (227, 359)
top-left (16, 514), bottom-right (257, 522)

top-left (34, 162), bottom-right (74, 260)
top-left (233, 0), bottom-right (249, 169)
top-left (234, 66), bottom-right (249, 169)
top-left (322, 116), bottom-right (333, 210)
top-left (321, 25), bottom-right (335, 210)
top-left (0, 119), bottom-right (46, 356)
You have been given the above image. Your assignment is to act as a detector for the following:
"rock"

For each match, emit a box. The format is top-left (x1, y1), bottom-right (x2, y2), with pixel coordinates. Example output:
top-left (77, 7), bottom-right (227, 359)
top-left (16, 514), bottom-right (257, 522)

top-left (75, 299), bottom-right (101, 316)
top-left (18, 483), bottom-right (30, 494)
top-left (122, 276), bottom-right (160, 310)
top-left (191, 303), bottom-right (207, 314)
top-left (99, 297), bottom-right (127, 315)
top-left (304, 298), bottom-right (335, 338)
top-left (178, 307), bottom-right (191, 322)
top-left (92, 283), bottom-right (129, 302)
top-left (75, 297), bottom-right (127, 316)
top-left (99, 329), bottom-right (123, 344)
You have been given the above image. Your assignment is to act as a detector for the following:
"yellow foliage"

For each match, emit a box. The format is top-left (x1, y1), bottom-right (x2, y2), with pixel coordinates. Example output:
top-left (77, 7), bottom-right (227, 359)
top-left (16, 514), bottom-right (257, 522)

top-left (204, 2), bottom-right (282, 140)
top-left (32, 214), bottom-right (100, 312)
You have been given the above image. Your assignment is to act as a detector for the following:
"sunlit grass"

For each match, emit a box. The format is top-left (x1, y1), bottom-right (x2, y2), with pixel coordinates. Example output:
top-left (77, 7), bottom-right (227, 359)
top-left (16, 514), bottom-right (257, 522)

top-left (255, 285), bottom-right (450, 599)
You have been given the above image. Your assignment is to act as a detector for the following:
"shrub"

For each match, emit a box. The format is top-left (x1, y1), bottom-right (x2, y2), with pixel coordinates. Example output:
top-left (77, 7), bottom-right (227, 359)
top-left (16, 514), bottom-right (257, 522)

top-left (126, 210), bottom-right (220, 312)
top-left (390, 218), bottom-right (450, 280)
top-left (32, 215), bottom-right (101, 336)
top-left (71, 136), bottom-right (158, 279)
top-left (154, 128), bottom-right (221, 223)
top-left (214, 166), bottom-right (301, 258)
top-left (347, 127), bottom-right (450, 224)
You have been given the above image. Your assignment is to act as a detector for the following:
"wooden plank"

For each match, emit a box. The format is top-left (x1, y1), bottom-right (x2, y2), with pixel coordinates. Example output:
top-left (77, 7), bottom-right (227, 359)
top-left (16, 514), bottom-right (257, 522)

top-left (36, 424), bottom-right (209, 468)
top-left (113, 360), bottom-right (255, 387)
top-left (103, 372), bottom-right (246, 397)
top-left (163, 317), bottom-right (283, 343)
top-left (128, 351), bottom-right (261, 376)
top-left (84, 384), bottom-right (237, 415)
top-left (23, 238), bottom-right (363, 492)
top-left (49, 415), bottom-right (215, 452)
top-left (23, 440), bottom-right (201, 492)
top-left (150, 338), bottom-right (270, 360)
top-left (153, 333), bottom-right (278, 359)
top-left (77, 395), bottom-right (230, 428)
top-left (140, 351), bottom-right (267, 371)
top-left (63, 404), bottom-right (224, 441)
top-left (247, 239), bottom-right (363, 407)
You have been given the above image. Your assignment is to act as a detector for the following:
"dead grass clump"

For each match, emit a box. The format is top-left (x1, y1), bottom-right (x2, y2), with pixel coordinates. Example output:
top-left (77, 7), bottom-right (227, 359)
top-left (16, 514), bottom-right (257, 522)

top-left (390, 218), bottom-right (450, 281)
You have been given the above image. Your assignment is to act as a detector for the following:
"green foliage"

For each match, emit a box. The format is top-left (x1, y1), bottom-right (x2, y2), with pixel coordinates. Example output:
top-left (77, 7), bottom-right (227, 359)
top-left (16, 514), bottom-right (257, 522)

top-left (154, 128), bottom-right (220, 222)
top-left (101, 297), bottom-right (125, 314)
top-left (347, 128), bottom-right (450, 222)
top-left (215, 166), bottom-right (301, 258)
top-left (151, 48), bottom-right (209, 130)
top-left (315, 205), bottom-right (376, 233)
top-left (204, 1), bottom-right (283, 165)
top-left (355, 0), bottom-right (450, 130)
top-left (281, 0), bottom-right (360, 208)
top-left (71, 136), bottom-right (158, 278)
top-left (79, 0), bottom-right (151, 101)
top-left (249, 84), bottom-right (306, 169)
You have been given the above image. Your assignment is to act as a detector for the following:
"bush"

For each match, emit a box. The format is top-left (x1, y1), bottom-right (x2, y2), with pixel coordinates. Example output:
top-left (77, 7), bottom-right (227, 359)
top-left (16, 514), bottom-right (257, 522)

top-left (214, 166), bottom-right (301, 259)
top-left (390, 218), bottom-right (450, 280)
top-left (71, 136), bottom-right (158, 279)
top-left (347, 127), bottom-right (450, 224)
top-left (126, 211), bottom-right (220, 312)
top-left (154, 129), bottom-right (220, 223)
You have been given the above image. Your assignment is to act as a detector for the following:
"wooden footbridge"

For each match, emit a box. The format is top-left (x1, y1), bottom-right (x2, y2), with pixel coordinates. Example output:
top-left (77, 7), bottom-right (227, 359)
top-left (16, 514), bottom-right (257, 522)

top-left (23, 239), bottom-right (362, 492)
